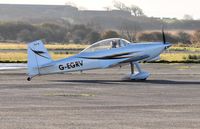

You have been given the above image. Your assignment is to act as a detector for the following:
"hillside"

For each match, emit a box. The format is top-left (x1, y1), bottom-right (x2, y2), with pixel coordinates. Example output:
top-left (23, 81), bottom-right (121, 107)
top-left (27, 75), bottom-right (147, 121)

top-left (0, 4), bottom-right (200, 30)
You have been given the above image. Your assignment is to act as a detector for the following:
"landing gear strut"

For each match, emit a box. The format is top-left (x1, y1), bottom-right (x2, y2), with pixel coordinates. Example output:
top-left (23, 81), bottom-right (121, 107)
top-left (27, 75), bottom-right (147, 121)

top-left (124, 62), bottom-right (150, 80)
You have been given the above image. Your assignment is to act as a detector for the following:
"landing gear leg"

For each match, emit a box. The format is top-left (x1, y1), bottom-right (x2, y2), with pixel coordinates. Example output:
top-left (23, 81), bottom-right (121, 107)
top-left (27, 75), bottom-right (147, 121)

top-left (126, 62), bottom-right (150, 80)
top-left (130, 62), bottom-right (134, 74)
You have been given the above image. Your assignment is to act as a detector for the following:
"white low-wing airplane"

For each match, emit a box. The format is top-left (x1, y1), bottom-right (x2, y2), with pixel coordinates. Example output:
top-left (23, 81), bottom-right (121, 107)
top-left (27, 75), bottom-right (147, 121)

top-left (27, 31), bottom-right (171, 81)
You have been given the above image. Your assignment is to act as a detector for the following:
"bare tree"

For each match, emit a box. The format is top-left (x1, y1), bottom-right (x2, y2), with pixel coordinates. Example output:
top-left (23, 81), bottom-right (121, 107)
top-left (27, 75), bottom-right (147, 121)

top-left (119, 22), bottom-right (142, 42)
top-left (130, 5), bottom-right (144, 16)
top-left (113, 0), bottom-right (127, 11)
top-left (113, 0), bottom-right (144, 16)
top-left (192, 30), bottom-right (200, 44)
top-left (87, 21), bottom-right (103, 33)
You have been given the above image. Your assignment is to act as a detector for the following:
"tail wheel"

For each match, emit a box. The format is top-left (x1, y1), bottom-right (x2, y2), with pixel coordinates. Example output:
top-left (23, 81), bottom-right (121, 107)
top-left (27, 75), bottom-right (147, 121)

top-left (27, 77), bottom-right (31, 81)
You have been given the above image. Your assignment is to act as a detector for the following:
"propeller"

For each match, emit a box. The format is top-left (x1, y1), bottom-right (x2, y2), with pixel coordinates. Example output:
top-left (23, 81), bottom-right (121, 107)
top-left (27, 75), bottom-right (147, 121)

top-left (161, 24), bottom-right (172, 49)
top-left (162, 25), bottom-right (166, 44)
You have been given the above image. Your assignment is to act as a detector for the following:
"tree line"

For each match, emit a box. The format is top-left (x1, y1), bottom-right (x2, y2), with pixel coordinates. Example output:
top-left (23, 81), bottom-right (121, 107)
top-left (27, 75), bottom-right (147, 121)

top-left (0, 22), bottom-right (200, 45)
top-left (0, 22), bottom-right (100, 44)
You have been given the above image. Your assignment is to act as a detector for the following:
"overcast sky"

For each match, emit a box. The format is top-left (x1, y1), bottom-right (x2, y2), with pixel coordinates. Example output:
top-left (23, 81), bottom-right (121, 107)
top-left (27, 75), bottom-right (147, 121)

top-left (0, 0), bottom-right (199, 19)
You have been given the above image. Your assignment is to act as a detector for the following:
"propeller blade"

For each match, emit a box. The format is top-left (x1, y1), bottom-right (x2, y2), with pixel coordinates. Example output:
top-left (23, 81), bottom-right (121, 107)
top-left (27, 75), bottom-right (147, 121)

top-left (162, 25), bottom-right (166, 44)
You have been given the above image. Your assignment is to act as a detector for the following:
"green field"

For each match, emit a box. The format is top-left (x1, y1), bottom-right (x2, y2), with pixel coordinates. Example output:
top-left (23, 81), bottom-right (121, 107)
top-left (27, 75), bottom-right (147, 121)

top-left (0, 43), bottom-right (200, 63)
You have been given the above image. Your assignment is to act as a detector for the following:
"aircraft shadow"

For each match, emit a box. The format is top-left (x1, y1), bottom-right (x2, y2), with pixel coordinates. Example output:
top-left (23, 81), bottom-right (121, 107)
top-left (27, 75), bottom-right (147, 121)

top-left (51, 79), bottom-right (200, 85)
top-left (142, 80), bottom-right (200, 85)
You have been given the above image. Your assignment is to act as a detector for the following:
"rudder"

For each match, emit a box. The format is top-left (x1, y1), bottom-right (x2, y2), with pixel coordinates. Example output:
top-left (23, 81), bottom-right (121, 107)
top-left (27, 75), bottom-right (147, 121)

top-left (27, 40), bottom-right (52, 78)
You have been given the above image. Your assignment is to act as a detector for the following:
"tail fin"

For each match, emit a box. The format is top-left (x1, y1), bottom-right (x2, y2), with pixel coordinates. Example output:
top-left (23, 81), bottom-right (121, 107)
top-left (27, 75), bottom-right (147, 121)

top-left (27, 40), bottom-right (52, 77)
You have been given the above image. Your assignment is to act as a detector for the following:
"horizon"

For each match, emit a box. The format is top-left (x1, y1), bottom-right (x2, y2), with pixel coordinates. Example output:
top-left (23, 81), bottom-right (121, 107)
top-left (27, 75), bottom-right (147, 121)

top-left (0, 0), bottom-right (199, 19)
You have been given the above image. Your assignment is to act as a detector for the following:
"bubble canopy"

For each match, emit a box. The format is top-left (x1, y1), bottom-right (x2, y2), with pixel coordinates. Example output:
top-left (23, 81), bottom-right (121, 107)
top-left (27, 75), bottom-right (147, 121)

top-left (81, 38), bottom-right (130, 53)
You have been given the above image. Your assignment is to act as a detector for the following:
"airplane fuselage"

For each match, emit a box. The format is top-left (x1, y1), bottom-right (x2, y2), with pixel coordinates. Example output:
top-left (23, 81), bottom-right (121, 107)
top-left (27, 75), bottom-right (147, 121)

top-left (37, 42), bottom-right (170, 75)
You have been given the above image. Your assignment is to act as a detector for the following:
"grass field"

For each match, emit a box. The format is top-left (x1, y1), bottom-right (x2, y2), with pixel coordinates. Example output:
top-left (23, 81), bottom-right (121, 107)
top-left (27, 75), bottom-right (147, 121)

top-left (160, 53), bottom-right (200, 62)
top-left (0, 52), bottom-right (73, 63)
top-left (0, 43), bottom-right (88, 50)
top-left (0, 43), bottom-right (200, 63)
top-left (168, 47), bottom-right (200, 52)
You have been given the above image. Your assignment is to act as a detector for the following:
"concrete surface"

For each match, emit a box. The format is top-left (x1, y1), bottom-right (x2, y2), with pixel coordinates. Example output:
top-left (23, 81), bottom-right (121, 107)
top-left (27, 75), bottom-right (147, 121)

top-left (0, 63), bottom-right (200, 129)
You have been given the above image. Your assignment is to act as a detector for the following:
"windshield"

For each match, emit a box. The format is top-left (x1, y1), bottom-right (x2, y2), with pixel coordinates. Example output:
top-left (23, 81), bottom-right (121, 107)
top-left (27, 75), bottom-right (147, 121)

top-left (82, 38), bottom-right (130, 53)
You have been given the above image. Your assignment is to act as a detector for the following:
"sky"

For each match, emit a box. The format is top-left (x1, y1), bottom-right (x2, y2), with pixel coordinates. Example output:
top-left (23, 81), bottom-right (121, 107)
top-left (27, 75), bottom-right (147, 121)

top-left (0, 0), bottom-right (199, 19)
